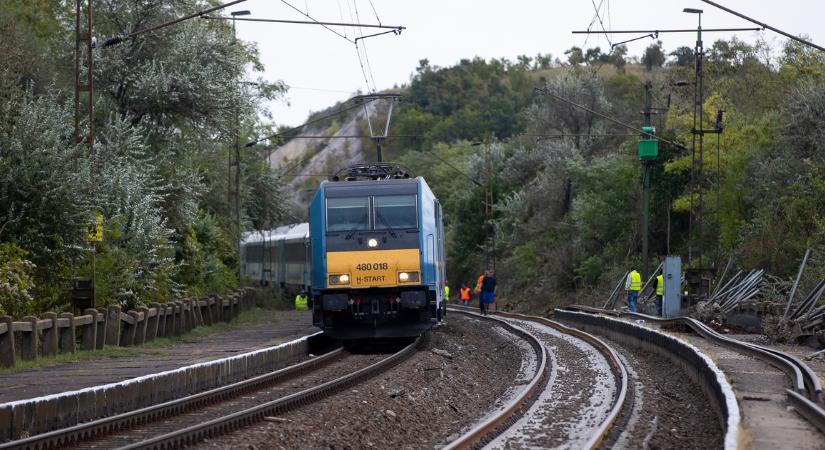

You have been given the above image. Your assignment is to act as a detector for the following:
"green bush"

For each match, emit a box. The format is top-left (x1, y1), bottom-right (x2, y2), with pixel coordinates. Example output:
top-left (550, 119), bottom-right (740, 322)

top-left (0, 243), bottom-right (36, 318)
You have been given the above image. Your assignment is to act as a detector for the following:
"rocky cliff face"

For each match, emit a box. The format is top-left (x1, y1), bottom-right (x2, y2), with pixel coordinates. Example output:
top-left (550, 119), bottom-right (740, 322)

top-left (270, 100), bottom-right (389, 207)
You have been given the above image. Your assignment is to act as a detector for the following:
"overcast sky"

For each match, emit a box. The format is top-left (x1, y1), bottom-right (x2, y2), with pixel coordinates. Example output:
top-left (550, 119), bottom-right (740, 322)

top-left (230, 1), bottom-right (825, 127)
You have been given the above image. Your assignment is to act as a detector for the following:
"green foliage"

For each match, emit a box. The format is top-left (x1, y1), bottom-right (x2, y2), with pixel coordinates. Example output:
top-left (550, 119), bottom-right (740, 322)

top-left (642, 41), bottom-right (666, 71)
top-left (0, 243), bottom-right (36, 318)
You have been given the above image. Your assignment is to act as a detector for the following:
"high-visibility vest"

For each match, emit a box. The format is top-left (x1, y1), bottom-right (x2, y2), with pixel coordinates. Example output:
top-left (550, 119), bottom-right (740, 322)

top-left (460, 287), bottom-right (471, 300)
top-left (295, 294), bottom-right (309, 311)
top-left (656, 275), bottom-right (664, 295)
top-left (628, 271), bottom-right (642, 291)
top-left (475, 275), bottom-right (484, 292)
top-left (444, 285), bottom-right (450, 299)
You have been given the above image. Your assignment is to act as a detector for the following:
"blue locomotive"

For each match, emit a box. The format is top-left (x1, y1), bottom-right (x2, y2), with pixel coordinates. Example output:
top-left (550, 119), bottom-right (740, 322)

top-left (309, 164), bottom-right (446, 339)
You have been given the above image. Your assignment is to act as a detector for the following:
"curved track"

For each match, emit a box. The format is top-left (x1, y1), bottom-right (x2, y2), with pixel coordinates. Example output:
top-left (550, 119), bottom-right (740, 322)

top-left (2, 337), bottom-right (420, 450)
top-left (445, 307), bottom-right (628, 449)
top-left (569, 305), bottom-right (825, 436)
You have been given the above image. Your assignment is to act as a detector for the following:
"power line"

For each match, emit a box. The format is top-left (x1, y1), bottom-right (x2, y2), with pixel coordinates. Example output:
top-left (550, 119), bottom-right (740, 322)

top-left (245, 100), bottom-right (366, 147)
top-left (699, 0), bottom-right (825, 53)
top-left (533, 87), bottom-right (688, 150)
top-left (280, 0), bottom-right (354, 43)
top-left (589, 0), bottom-right (612, 47)
top-left (201, 15), bottom-right (404, 31)
top-left (367, 0), bottom-right (382, 25)
top-left (572, 27), bottom-right (762, 34)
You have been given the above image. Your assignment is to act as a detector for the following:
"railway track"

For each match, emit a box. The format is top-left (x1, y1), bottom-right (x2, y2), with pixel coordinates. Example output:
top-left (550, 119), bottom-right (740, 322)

top-left (1, 338), bottom-right (420, 450)
top-left (567, 305), bottom-right (825, 435)
top-left (445, 307), bottom-right (628, 449)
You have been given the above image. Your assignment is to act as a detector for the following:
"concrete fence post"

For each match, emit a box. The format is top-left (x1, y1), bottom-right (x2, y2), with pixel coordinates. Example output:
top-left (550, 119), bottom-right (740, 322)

top-left (41, 312), bottom-right (59, 357)
top-left (193, 300), bottom-right (204, 327)
top-left (201, 298), bottom-right (212, 326)
top-left (96, 307), bottom-right (107, 350)
top-left (147, 303), bottom-right (161, 341)
top-left (164, 303), bottom-right (175, 337)
top-left (157, 304), bottom-right (168, 338)
top-left (58, 313), bottom-right (76, 354)
top-left (0, 316), bottom-right (15, 367)
top-left (211, 296), bottom-right (220, 324)
top-left (20, 316), bottom-right (38, 360)
top-left (81, 309), bottom-right (98, 351)
top-left (232, 294), bottom-right (240, 318)
top-left (173, 302), bottom-right (183, 336)
top-left (181, 301), bottom-right (191, 333)
top-left (119, 311), bottom-right (139, 346)
top-left (135, 307), bottom-right (149, 345)
top-left (105, 306), bottom-right (121, 347)
top-left (222, 297), bottom-right (231, 322)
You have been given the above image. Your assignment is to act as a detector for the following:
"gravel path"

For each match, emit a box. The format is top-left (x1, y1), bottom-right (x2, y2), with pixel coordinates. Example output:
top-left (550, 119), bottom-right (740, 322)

top-left (487, 318), bottom-right (617, 449)
top-left (599, 337), bottom-right (724, 449)
top-left (202, 313), bottom-right (525, 449)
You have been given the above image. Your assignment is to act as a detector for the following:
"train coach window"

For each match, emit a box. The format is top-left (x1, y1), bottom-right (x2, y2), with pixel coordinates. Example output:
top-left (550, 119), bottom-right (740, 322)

top-left (327, 197), bottom-right (370, 231)
top-left (374, 195), bottom-right (418, 230)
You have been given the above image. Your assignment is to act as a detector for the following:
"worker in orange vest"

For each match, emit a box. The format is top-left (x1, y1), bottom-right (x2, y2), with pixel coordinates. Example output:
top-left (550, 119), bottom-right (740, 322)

top-left (459, 284), bottom-right (471, 306)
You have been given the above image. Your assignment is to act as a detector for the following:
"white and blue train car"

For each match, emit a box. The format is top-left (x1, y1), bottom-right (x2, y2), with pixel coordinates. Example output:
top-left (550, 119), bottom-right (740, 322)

top-left (240, 223), bottom-right (311, 292)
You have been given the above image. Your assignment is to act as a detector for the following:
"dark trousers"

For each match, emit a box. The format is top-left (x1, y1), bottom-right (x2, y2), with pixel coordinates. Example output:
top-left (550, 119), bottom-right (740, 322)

top-left (656, 295), bottom-right (663, 316)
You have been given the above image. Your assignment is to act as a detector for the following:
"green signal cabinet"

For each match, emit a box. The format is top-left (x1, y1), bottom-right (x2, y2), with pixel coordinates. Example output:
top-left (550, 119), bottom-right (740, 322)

top-left (638, 126), bottom-right (658, 160)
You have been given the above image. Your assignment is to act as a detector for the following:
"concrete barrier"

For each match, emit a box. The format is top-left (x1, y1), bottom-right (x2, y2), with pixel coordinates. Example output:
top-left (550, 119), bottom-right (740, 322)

top-left (0, 329), bottom-right (319, 441)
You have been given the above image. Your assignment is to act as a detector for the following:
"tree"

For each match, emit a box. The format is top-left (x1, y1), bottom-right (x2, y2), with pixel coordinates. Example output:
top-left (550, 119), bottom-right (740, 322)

top-left (609, 45), bottom-right (628, 73)
top-left (642, 41), bottom-right (666, 71)
top-left (669, 46), bottom-right (695, 67)
top-left (565, 46), bottom-right (585, 65)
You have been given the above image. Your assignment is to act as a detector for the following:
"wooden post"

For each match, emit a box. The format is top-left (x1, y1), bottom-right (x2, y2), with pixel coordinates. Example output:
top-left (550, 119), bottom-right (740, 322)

top-left (96, 307), bottom-right (107, 349)
top-left (58, 313), bottom-right (76, 354)
top-left (147, 303), bottom-right (161, 341)
top-left (119, 311), bottom-right (139, 346)
top-left (20, 316), bottom-right (38, 360)
top-left (81, 309), bottom-right (98, 351)
top-left (164, 302), bottom-right (175, 337)
top-left (0, 316), bottom-right (15, 367)
top-left (41, 312), bottom-right (59, 357)
top-left (105, 305), bottom-right (121, 347)
top-left (135, 307), bottom-right (149, 345)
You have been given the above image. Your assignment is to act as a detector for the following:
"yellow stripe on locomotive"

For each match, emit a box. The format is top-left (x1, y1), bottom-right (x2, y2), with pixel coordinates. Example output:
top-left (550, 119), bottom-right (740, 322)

top-left (326, 249), bottom-right (421, 288)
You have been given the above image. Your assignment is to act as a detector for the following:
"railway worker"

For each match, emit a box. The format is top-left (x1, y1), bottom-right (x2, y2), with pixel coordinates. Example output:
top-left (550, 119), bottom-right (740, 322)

top-left (480, 270), bottom-right (497, 316)
top-left (295, 290), bottom-right (309, 311)
top-left (460, 284), bottom-right (471, 306)
top-left (654, 273), bottom-right (664, 316)
top-left (475, 272), bottom-right (485, 294)
top-left (625, 269), bottom-right (642, 313)
top-left (444, 281), bottom-right (451, 303)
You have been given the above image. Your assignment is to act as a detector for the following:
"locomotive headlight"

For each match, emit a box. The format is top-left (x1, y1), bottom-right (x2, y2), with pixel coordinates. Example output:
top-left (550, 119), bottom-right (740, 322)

top-left (398, 272), bottom-right (419, 283)
top-left (367, 238), bottom-right (379, 248)
top-left (329, 274), bottom-right (350, 285)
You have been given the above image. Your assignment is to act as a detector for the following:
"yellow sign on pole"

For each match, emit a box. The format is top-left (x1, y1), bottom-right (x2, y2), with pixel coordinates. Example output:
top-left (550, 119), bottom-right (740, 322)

top-left (87, 214), bottom-right (103, 242)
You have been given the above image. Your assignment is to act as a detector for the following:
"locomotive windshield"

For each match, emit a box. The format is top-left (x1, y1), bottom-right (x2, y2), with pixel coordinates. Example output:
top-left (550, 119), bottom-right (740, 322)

top-left (326, 197), bottom-right (370, 231)
top-left (374, 195), bottom-right (418, 230)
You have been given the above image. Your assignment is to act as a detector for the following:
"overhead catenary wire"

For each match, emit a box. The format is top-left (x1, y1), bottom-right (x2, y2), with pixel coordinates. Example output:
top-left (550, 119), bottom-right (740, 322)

top-left (280, 0), bottom-right (354, 43)
top-left (589, 0), bottom-right (612, 47)
top-left (533, 87), bottom-right (689, 150)
top-left (699, 0), bottom-right (825, 53)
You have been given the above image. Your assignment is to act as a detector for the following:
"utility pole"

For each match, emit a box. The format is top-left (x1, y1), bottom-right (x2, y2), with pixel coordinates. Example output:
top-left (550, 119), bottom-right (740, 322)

top-left (641, 81), bottom-right (654, 280)
top-left (229, 10), bottom-right (249, 279)
top-left (639, 82), bottom-right (658, 280)
top-left (484, 133), bottom-right (495, 271)
top-left (685, 8), bottom-right (704, 267)
top-left (75, 0), bottom-right (96, 298)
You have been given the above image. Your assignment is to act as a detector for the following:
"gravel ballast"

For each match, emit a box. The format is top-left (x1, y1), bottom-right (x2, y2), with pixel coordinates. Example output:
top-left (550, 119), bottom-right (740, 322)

top-left (203, 313), bottom-right (526, 449)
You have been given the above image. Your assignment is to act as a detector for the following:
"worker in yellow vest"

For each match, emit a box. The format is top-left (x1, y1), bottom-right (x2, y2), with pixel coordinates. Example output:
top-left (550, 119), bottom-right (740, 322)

top-left (654, 274), bottom-right (664, 316)
top-left (625, 269), bottom-right (642, 313)
top-left (444, 281), bottom-right (450, 304)
top-left (295, 291), bottom-right (309, 311)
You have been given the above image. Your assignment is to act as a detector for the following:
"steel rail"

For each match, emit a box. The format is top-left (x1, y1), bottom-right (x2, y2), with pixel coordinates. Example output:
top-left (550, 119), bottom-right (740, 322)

top-left (443, 309), bottom-right (547, 450)
top-left (565, 305), bottom-right (825, 434)
top-left (116, 336), bottom-right (422, 450)
top-left (1, 348), bottom-right (346, 450)
top-left (445, 306), bottom-right (628, 450)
